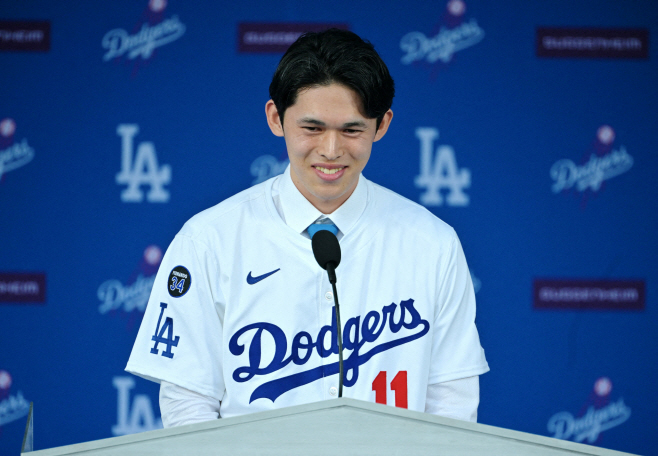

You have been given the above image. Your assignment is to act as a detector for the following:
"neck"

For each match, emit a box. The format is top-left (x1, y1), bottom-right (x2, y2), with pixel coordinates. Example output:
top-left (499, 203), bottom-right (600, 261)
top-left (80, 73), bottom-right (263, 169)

top-left (293, 181), bottom-right (356, 215)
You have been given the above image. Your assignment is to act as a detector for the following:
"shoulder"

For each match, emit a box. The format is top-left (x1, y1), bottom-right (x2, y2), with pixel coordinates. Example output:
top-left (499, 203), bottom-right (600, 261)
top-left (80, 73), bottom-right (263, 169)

top-left (176, 177), bottom-right (274, 244)
top-left (367, 180), bottom-right (458, 245)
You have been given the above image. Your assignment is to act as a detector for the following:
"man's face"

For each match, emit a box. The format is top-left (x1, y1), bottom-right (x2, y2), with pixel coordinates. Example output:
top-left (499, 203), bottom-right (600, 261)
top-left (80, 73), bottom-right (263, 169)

top-left (266, 83), bottom-right (393, 214)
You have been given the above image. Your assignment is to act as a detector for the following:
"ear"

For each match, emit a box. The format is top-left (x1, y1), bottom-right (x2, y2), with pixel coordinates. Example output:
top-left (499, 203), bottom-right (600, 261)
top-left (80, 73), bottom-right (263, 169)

top-left (373, 109), bottom-right (394, 142)
top-left (265, 100), bottom-right (284, 137)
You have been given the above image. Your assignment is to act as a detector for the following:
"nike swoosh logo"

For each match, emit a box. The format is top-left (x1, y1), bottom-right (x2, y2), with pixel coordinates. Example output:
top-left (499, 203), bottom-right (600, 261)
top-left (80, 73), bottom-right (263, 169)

top-left (247, 268), bottom-right (280, 285)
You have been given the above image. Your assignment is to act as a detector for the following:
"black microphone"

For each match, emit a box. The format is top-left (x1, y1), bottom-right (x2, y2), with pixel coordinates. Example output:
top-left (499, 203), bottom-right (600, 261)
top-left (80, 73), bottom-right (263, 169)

top-left (311, 230), bottom-right (341, 283)
top-left (311, 230), bottom-right (344, 397)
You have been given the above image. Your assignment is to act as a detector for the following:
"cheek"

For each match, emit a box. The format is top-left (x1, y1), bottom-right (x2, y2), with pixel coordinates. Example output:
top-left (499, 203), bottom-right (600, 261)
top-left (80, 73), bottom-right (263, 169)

top-left (286, 136), bottom-right (316, 156)
top-left (351, 142), bottom-right (372, 162)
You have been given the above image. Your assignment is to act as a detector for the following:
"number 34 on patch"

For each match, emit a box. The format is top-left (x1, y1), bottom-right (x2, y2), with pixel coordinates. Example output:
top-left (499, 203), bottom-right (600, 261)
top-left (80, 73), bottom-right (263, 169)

top-left (168, 266), bottom-right (191, 298)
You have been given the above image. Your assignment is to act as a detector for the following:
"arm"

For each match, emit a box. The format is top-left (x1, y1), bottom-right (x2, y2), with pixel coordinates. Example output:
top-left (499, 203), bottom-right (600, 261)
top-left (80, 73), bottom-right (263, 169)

top-left (427, 232), bottom-right (488, 419)
top-left (159, 381), bottom-right (220, 428)
top-left (425, 376), bottom-right (479, 422)
top-left (126, 233), bottom-right (227, 423)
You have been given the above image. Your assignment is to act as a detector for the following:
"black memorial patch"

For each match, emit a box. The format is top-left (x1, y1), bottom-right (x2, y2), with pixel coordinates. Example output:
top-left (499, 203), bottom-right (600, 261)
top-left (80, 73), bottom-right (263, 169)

top-left (167, 266), bottom-right (191, 298)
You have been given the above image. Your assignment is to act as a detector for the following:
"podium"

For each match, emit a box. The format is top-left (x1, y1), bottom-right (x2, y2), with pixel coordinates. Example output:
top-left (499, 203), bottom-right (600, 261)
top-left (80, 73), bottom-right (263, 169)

top-left (23, 398), bottom-right (637, 455)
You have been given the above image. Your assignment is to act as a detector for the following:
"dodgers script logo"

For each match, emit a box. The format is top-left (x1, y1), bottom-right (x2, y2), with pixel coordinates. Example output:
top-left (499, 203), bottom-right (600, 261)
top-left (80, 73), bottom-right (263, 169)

top-left (229, 299), bottom-right (429, 403)
top-left (547, 377), bottom-right (631, 444)
top-left (470, 271), bottom-right (481, 294)
top-left (550, 125), bottom-right (633, 199)
top-left (250, 154), bottom-right (289, 185)
top-left (0, 118), bottom-right (35, 181)
top-left (102, 0), bottom-right (185, 62)
top-left (98, 245), bottom-right (162, 317)
top-left (116, 124), bottom-right (171, 203)
top-left (415, 127), bottom-right (471, 206)
top-left (400, 0), bottom-right (484, 66)
top-left (0, 370), bottom-right (31, 428)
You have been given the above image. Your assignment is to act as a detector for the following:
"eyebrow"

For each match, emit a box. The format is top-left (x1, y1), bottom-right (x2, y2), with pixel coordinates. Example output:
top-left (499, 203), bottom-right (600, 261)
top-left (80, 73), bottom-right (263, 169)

top-left (298, 117), bottom-right (368, 129)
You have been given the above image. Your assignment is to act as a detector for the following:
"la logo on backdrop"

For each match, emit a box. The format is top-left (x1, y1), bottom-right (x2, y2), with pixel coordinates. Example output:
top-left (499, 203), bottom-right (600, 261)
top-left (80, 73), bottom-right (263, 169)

top-left (400, 0), bottom-right (484, 70)
top-left (111, 376), bottom-right (162, 436)
top-left (550, 125), bottom-right (633, 207)
top-left (101, 0), bottom-right (186, 74)
top-left (116, 124), bottom-right (171, 203)
top-left (547, 377), bottom-right (631, 445)
top-left (415, 127), bottom-right (471, 207)
top-left (0, 118), bottom-right (35, 183)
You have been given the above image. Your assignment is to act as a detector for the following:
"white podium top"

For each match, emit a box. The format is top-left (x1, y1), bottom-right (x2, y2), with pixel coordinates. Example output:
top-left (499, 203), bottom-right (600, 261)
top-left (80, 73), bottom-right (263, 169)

top-left (24, 398), bottom-right (637, 456)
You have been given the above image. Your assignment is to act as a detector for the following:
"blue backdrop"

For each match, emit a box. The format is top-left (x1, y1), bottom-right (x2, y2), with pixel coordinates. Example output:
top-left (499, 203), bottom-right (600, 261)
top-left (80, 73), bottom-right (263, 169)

top-left (1, 1), bottom-right (656, 454)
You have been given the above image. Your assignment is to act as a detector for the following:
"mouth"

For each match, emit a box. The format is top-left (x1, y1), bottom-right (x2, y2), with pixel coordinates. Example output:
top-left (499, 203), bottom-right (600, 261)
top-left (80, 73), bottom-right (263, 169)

top-left (313, 165), bottom-right (347, 181)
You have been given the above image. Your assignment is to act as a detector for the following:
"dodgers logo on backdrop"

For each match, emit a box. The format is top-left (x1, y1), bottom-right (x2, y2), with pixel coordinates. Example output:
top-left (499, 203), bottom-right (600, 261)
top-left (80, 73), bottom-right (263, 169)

top-left (112, 376), bottom-right (162, 436)
top-left (0, 118), bottom-right (35, 181)
top-left (0, 370), bottom-right (31, 428)
top-left (228, 299), bottom-right (429, 403)
top-left (101, 0), bottom-right (185, 63)
top-left (250, 154), bottom-right (289, 185)
top-left (550, 125), bottom-right (633, 199)
top-left (116, 124), bottom-right (171, 203)
top-left (414, 127), bottom-right (471, 207)
top-left (97, 245), bottom-right (162, 314)
top-left (547, 377), bottom-right (631, 444)
top-left (400, 0), bottom-right (484, 66)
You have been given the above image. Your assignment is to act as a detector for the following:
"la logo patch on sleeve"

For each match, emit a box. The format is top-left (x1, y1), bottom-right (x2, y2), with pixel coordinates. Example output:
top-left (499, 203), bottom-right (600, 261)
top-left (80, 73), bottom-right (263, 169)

top-left (167, 266), bottom-right (191, 297)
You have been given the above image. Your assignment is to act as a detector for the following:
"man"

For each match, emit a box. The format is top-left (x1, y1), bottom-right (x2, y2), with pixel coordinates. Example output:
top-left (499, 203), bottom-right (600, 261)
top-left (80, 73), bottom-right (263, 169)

top-left (126, 29), bottom-right (488, 428)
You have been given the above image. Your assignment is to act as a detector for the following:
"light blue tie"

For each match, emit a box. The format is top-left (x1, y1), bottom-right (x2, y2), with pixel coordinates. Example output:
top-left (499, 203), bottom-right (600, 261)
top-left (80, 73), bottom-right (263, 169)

top-left (307, 220), bottom-right (338, 238)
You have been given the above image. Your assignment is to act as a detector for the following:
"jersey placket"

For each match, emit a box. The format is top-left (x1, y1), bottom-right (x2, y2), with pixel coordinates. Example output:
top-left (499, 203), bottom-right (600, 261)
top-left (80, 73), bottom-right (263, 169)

top-left (317, 268), bottom-right (340, 400)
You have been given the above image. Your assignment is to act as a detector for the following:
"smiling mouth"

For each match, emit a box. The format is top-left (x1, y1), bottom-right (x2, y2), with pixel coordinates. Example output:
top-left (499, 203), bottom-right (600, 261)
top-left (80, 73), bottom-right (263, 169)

top-left (314, 166), bottom-right (345, 175)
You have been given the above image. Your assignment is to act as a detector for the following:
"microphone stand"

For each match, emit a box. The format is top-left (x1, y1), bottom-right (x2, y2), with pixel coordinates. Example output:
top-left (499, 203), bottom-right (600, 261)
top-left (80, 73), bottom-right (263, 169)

top-left (326, 262), bottom-right (343, 397)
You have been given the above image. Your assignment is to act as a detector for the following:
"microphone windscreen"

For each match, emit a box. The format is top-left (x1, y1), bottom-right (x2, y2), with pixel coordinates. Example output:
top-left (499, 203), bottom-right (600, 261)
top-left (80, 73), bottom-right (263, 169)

top-left (311, 230), bottom-right (341, 270)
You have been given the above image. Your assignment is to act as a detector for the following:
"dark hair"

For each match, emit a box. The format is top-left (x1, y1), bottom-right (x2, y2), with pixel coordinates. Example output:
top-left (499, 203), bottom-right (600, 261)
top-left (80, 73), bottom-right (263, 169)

top-left (269, 29), bottom-right (395, 130)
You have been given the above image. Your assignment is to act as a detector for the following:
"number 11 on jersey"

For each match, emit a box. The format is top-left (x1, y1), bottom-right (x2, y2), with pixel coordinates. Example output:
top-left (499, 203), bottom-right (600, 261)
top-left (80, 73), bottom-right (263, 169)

top-left (372, 371), bottom-right (408, 408)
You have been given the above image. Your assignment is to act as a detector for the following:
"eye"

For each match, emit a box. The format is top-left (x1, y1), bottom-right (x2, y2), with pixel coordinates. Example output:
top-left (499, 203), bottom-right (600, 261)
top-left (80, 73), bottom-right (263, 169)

top-left (344, 129), bottom-right (362, 134)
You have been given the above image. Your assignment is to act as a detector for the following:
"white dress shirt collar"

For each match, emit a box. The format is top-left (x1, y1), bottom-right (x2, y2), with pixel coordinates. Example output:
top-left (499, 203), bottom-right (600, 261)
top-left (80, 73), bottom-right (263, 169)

top-left (276, 165), bottom-right (368, 238)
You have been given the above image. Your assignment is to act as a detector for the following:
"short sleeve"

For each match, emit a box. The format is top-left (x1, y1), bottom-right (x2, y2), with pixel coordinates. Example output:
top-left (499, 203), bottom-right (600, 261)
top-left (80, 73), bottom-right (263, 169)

top-left (428, 232), bottom-right (489, 384)
top-left (126, 233), bottom-right (226, 401)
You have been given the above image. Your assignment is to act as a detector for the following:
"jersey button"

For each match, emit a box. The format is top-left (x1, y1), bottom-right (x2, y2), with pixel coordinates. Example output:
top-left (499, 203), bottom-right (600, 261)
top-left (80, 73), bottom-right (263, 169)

top-left (329, 386), bottom-right (337, 396)
top-left (325, 291), bottom-right (333, 301)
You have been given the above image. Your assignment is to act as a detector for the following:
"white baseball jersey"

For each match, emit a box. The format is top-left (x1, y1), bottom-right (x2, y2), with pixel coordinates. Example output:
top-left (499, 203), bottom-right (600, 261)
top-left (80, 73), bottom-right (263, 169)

top-left (126, 171), bottom-right (488, 418)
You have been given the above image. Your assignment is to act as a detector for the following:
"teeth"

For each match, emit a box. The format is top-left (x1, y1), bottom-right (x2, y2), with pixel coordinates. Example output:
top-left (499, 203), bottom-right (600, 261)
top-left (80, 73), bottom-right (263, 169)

top-left (316, 166), bottom-right (343, 175)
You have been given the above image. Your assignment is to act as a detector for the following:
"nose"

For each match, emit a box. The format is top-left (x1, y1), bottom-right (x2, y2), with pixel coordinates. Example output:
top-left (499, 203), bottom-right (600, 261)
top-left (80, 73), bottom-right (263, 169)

top-left (318, 131), bottom-right (342, 160)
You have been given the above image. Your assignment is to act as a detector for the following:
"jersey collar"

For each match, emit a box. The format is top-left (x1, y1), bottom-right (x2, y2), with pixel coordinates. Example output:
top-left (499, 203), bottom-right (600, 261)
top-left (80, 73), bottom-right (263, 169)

top-left (277, 165), bottom-right (368, 238)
